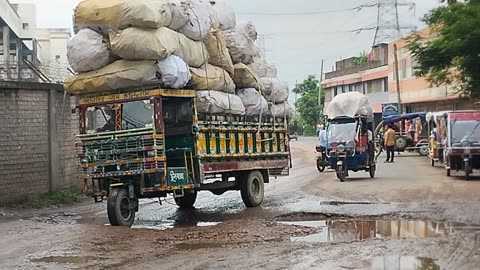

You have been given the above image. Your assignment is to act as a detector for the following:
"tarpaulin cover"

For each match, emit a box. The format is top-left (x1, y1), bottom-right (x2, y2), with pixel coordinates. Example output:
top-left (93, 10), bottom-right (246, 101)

top-left (326, 92), bottom-right (374, 122)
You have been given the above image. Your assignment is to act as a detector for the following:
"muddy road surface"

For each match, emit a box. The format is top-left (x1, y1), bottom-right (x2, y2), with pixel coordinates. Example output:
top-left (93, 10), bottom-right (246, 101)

top-left (1, 137), bottom-right (480, 269)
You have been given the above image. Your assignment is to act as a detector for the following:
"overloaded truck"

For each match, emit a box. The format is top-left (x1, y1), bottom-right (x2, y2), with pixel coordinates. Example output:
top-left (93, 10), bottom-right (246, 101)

top-left (74, 88), bottom-right (291, 226)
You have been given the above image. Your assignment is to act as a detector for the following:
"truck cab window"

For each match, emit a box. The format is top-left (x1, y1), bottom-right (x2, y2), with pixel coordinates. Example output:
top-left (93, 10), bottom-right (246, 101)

top-left (122, 101), bottom-right (154, 130)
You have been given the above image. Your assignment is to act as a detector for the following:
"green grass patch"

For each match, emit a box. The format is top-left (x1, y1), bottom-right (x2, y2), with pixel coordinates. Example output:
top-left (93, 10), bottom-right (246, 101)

top-left (16, 189), bottom-right (85, 209)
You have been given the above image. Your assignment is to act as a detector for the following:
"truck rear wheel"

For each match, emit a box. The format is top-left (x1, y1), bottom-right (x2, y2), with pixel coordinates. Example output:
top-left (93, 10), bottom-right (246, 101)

top-left (240, 171), bottom-right (265, 207)
top-left (175, 191), bottom-right (197, 209)
top-left (107, 187), bottom-right (135, 227)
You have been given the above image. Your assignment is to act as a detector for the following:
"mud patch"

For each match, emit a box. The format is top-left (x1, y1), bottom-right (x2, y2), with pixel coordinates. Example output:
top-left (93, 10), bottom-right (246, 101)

top-left (280, 218), bottom-right (480, 243)
top-left (31, 255), bottom-right (98, 264)
top-left (320, 201), bottom-right (389, 206)
top-left (371, 256), bottom-right (440, 270)
top-left (175, 242), bottom-right (231, 250)
top-left (133, 221), bottom-right (221, 230)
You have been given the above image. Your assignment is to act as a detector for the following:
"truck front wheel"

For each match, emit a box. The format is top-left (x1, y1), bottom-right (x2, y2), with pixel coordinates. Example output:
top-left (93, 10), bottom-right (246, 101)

top-left (107, 187), bottom-right (136, 227)
top-left (240, 171), bottom-right (265, 207)
top-left (175, 191), bottom-right (198, 209)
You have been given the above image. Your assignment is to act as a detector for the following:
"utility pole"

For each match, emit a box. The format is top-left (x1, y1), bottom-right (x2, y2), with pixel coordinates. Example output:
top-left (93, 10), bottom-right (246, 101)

top-left (393, 44), bottom-right (403, 115)
top-left (318, 59), bottom-right (324, 124)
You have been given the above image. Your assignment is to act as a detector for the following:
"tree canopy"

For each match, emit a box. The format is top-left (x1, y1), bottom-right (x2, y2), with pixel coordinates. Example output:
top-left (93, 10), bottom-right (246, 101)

top-left (293, 75), bottom-right (324, 136)
top-left (407, 0), bottom-right (480, 97)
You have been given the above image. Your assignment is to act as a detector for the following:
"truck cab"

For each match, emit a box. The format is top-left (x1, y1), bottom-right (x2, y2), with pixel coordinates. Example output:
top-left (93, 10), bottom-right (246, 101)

top-left (75, 88), bottom-right (290, 226)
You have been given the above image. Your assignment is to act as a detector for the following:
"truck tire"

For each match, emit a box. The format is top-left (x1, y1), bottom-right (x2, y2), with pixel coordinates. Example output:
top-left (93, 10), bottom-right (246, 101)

top-left (175, 191), bottom-right (198, 209)
top-left (107, 187), bottom-right (135, 227)
top-left (240, 171), bottom-right (265, 207)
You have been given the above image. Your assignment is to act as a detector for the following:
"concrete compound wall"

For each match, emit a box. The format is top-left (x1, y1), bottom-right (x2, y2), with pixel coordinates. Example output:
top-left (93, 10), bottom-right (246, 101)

top-left (0, 81), bottom-right (79, 204)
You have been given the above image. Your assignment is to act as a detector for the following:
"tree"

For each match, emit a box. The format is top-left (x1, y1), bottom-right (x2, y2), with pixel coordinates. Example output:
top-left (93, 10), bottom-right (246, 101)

top-left (406, 0), bottom-right (480, 97)
top-left (353, 51), bottom-right (368, 65)
top-left (293, 75), bottom-right (324, 136)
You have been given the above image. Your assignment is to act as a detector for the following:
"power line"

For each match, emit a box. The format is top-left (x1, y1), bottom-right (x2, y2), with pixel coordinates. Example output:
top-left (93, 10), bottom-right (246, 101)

top-left (238, 3), bottom-right (378, 16)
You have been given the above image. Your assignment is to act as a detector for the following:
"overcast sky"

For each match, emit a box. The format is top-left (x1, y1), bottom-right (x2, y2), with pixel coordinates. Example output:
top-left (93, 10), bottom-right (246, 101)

top-left (14, 0), bottom-right (442, 96)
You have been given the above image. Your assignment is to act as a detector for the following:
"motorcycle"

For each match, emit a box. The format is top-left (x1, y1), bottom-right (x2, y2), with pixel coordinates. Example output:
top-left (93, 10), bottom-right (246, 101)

top-left (315, 145), bottom-right (330, 172)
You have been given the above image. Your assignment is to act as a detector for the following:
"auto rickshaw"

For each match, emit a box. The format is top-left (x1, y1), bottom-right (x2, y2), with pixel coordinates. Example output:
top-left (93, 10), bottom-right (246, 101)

top-left (426, 111), bottom-right (450, 167)
top-left (326, 116), bottom-right (376, 182)
top-left (375, 112), bottom-right (429, 156)
top-left (444, 111), bottom-right (480, 180)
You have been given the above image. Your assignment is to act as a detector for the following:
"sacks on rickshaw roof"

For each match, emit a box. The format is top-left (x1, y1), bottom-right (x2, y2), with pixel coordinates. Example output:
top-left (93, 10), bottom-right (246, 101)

top-left (259, 78), bottom-right (289, 103)
top-left (64, 58), bottom-right (190, 94)
top-left (204, 29), bottom-right (235, 76)
top-left (74, 0), bottom-right (172, 35)
top-left (224, 29), bottom-right (256, 65)
top-left (236, 88), bottom-right (268, 116)
top-left (233, 63), bottom-right (265, 92)
top-left (267, 101), bottom-right (294, 119)
top-left (109, 27), bottom-right (208, 68)
top-left (326, 92), bottom-right (374, 122)
top-left (210, 0), bottom-right (236, 31)
top-left (196, 90), bottom-right (245, 115)
top-left (64, 60), bottom-right (163, 95)
top-left (189, 64), bottom-right (236, 93)
top-left (67, 29), bottom-right (115, 73)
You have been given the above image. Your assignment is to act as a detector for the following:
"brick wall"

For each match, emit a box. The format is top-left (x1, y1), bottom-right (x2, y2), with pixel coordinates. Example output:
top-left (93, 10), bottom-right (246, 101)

top-left (0, 82), bottom-right (79, 204)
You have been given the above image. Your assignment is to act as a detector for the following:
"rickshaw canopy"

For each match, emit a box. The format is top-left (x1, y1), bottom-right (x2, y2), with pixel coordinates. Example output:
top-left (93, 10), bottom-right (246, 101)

top-left (326, 92), bottom-right (374, 122)
top-left (382, 112), bottom-right (427, 123)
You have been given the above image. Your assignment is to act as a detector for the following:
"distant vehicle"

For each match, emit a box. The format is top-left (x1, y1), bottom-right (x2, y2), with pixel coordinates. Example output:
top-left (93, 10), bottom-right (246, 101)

top-left (289, 132), bottom-right (299, 141)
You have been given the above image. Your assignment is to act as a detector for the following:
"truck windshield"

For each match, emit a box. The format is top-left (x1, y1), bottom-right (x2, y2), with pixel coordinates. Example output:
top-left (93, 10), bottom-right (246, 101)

top-left (451, 120), bottom-right (480, 144)
top-left (85, 101), bottom-right (154, 134)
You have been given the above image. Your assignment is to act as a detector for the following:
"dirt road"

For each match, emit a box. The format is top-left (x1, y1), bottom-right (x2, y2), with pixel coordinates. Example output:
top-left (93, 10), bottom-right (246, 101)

top-left (1, 138), bottom-right (480, 270)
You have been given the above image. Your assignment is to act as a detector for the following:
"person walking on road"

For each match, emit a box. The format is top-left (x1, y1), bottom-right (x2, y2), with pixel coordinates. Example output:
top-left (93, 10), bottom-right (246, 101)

top-left (384, 125), bottom-right (396, 163)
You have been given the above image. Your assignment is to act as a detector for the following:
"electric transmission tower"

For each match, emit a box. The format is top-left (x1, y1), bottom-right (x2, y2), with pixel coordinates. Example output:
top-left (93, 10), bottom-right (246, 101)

top-left (373, 0), bottom-right (416, 46)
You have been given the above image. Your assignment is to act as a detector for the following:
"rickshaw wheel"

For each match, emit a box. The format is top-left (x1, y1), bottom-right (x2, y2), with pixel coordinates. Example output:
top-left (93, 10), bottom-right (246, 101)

top-left (337, 165), bottom-right (346, 182)
top-left (369, 165), bottom-right (376, 178)
top-left (418, 145), bottom-right (429, 156)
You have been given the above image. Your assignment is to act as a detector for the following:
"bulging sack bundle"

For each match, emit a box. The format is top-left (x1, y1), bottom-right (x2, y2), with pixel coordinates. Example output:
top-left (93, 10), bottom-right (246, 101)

top-left (224, 29), bottom-right (255, 65)
top-left (157, 55), bottom-right (191, 89)
top-left (249, 56), bottom-right (268, 78)
top-left (176, 0), bottom-right (213, 41)
top-left (237, 19), bottom-right (258, 41)
top-left (204, 29), bottom-right (234, 76)
top-left (64, 60), bottom-right (163, 94)
top-left (196, 91), bottom-right (245, 115)
top-left (259, 78), bottom-right (289, 103)
top-left (233, 63), bottom-right (264, 92)
top-left (74, 0), bottom-right (172, 35)
top-left (210, 0), bottom-right (236, 30)
top-left (67, 29), bottom-right (114, 73)
top-left (268, 102), bottom-right (294, 119)
top-left (109, 27), bottom-right (208, 68)
top-left (189, 64), bottom-right (236, 93)
top-left (236, 88), bottom-right (268, 116)
top-left (265, 63), bottom-right (278, 78)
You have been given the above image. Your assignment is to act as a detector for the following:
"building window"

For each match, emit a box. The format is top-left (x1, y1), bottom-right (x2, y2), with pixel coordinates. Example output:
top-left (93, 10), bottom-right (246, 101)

top-left (22, 23), bottom-right (29, 30)
top-left (401, 59), bottom-right (407, 79)
top-left (383, 78), bottom-right (388, 92)
top-left (56, 55), bottom-right (61, 60)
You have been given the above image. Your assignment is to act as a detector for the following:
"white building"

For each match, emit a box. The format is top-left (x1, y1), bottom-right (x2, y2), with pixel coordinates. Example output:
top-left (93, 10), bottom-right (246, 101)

top-left (36, 28), bottom-right (72, 82)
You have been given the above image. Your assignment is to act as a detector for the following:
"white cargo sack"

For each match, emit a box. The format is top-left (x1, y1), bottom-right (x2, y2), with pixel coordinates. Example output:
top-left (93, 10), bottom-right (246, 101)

top-left (237, 19), bottom-right (258, 41)
top-left (109, 27), bottom-right (208, 68)
top-left (189, 64), bottom-right (236, 93)
top-left (236, 88), bottom-right (268, 116)
top-left (176, 0), bottom-right (212, 41)
top-left (326, 92), bottom-right (374, 122)
top-left (224, 29), bottom-right (255, 64)
top-left (204, 29), bottom-right (234, 76)
top-left (249, 56), bottom-right (268, 78)
top-left (268, 102), bottom-right (294, 119)
top-left (196, 91), bottom-right (245, 115)
top-left (157, 55), bottom-right (191, 89)
top-left (265, 64), bottom-right (278, 78)
top-left (74, 0), bottom-right (172, 35)
top-left (64, 60), bottom-right (163, 94)
top-left (260, 78), bottom-right (289, 103)
top-left (233, 63), bottom-right (264, 92)
top-left (210, 0), bottom-right (236, 30)
top-left (67, 29), bottom-right (113, 73)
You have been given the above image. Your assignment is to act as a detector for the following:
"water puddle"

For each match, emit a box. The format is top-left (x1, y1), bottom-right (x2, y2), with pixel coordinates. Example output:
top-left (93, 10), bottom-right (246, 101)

top-left (371, 256), bottom-right (440, 270)
top-left (280, 218), bottom-right (479, 243)
top-left (132, 221), bottom-right (220, 230)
